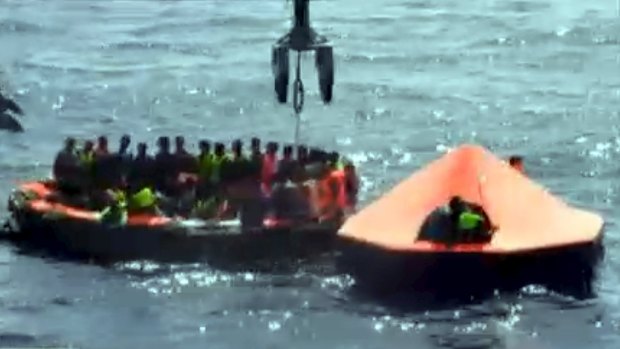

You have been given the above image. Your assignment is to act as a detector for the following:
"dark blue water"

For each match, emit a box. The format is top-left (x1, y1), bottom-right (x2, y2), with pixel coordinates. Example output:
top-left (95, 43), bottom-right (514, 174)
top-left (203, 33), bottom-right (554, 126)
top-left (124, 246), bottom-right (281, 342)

top-left (0, 0), bottom-right (619, 348)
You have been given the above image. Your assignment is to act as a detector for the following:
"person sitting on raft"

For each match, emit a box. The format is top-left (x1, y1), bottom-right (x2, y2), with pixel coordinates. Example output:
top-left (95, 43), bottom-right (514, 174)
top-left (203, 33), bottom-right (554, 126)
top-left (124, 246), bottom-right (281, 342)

top-left (98, 186), bottom-right (162, 226)
top-left (98, 189), bottom-right (128, 226)
top-left (128, 187), bottom-right (162, 215)
top-left (418, 196), bottom-right (495, 245)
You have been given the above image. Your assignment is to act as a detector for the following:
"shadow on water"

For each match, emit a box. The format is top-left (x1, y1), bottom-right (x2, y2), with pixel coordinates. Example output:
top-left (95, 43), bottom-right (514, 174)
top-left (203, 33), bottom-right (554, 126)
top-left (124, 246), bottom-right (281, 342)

top-left (334, 276), bottom-right (605, 349)
top-left (339, 243), bottom-right (605, 316)
top-left (345, 276), bottom-right (600, 316)
top-left (1, 234), bottom-right (338, 278)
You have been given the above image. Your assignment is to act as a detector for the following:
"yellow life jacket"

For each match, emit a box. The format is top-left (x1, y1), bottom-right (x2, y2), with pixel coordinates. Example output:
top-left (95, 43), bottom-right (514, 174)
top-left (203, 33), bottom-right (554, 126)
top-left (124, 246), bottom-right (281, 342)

top-left (107, 189), bottom-right (127, 206)
top-left (197, 153), bottom-right (214, 179)
top-left (130, 187), bottom-right (156, 209)
top-left (458, 210), bottom-right (484, 230)
top-left (79, 150), bottom-right (95, 169)
top-left (210, 154), bottom-right (226, 184)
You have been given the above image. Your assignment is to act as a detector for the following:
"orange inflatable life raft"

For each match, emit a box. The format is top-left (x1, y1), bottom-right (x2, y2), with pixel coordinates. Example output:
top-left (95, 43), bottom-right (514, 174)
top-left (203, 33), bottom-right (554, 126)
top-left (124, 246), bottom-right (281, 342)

top-left (336, 144), bottom-right (604, 295)
top-left (339, 144), bottom-right (603, 253)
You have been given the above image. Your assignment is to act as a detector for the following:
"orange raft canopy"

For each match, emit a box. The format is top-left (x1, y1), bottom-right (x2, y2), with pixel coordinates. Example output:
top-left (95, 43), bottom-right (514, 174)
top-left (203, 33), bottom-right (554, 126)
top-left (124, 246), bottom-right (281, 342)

top-left (338, 144), bottom-right (604, 254)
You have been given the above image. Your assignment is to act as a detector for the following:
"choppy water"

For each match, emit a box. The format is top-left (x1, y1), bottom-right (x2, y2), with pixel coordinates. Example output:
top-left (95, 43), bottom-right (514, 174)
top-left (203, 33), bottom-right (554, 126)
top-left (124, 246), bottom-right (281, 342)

top-left (0, 0), bottom-right (619, 348)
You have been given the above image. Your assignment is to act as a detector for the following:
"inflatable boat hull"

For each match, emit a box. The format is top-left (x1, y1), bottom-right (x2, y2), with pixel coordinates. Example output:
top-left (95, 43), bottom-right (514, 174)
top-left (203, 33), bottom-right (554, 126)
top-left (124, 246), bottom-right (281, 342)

top-left (6, 185), bottom-right (343, 267)
top-left (337, 237), bottom-right (604, 298)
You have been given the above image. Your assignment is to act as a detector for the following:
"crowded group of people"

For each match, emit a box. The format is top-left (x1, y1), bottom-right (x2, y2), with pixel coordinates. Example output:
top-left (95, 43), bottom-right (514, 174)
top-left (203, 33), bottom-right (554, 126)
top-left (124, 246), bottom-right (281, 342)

top-left (52, 134), bottom-right (359, 228)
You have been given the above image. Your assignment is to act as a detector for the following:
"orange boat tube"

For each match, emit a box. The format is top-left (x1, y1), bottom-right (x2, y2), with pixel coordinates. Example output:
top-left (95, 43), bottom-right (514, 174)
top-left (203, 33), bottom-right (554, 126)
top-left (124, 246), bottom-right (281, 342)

top-left (337, 144), bottom-right (604, 296)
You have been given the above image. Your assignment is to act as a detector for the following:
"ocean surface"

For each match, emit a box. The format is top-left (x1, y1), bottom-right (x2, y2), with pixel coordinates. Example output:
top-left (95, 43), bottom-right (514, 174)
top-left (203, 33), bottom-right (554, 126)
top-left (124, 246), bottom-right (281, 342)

top-left (0, 0), bottom-right (619, 348)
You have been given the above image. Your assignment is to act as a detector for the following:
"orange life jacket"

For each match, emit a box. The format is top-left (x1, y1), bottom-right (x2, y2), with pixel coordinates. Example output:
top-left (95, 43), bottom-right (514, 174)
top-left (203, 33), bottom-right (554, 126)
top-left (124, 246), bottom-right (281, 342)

top-left (261, 154), bottom-right (277, 191)
top-left (329, 170), bottom-right (347, 209)
top-left (314, 171), bottom-right (345, 221)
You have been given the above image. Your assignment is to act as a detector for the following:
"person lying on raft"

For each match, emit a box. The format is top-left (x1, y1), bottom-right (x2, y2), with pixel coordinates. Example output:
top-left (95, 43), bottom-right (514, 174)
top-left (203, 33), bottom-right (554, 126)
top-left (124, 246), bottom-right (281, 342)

top-left (418, 196), bottom-right (497, 245)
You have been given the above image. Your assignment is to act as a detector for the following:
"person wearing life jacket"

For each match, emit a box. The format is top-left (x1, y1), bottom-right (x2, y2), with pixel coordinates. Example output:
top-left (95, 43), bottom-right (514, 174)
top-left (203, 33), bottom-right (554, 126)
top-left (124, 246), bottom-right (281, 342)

top-left (269, 166), bottom-right (312, 224)
top-left (450, 196), bottom-right (495, 243)
top-left (128, 186), bottom-right (161, 215)
top-left (226, 139), bottom-right (259, 222)
top-left (207, 141), bottom-right (231, 218)
top-left (329, 166), bottom-right (348, 213)
top-left (90, 135), bottom-right (115, 190)
top-left (99, 188), bottom-right (128, 226)
top-left (78, 140), bottom-right (96, 190)
top-left (227, 139), bottom-right (250, 183)
top-left (154, 136), bottom-right (176, 195)
top-left (508, 155), bottom-right (525, 174)
top-left (261, 142), bottom-right (279, 194)
top-left (94, 135), bottom-right (110, 157)
top-left (418, 196), bottom-right (494, 244)
top-left (276, 144), bottom-right (295, 182)
top-left (343, 161), bottom-right (359, 213)
top-left (209, 142), bottom-right (227, 185)
top-left (107, 134), bottom-right (133, 190)
top-left (116, 134), bottom-right (133, 177)
top-left (196, 140), bottom-right (215, 199)
top-left (78, 140), bottom-right (95, 170)
top-left (314, 166), bottom-right (344, 222)
top-left (328, 151), bottom-right (345, 171)
top-left (171, 136), bottom-right (198, 204)
top-left (296, 145), bottom-right (308, 167)
top-left (53, 137), bottom-right (83, 195)
top-left (249, 137), bottom-right (263, 178)
top-left (128, 142), bottom-right (155, 193)
top-left (191, 196), bottom-right (222, 220)
top-left (174, 135), bottom-right (198, 176)
top-left (221, 138), bottom-right (265, 231)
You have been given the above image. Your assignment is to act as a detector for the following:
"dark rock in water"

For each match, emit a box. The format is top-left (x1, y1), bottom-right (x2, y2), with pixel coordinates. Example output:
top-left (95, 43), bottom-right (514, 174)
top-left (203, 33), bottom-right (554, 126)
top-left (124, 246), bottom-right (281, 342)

top-left (0, 93), bottom-right (23, 115)
top-left (0, 332), bottom-right (38, 346)
top-left (0, 112), bottom-right (23, 132)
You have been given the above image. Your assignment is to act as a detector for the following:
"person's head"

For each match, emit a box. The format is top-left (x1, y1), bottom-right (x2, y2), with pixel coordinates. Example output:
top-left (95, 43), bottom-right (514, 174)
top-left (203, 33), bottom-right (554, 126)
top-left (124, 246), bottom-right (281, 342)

top-left (344, 161), bottom-right (356, 174)
top-left (317, 149), bottom-right (329, 163)
top-left (199, 140), bottom-right (211, 154)
top-left (508, 155), bottom-right (524, 172)
top-left (251, 137), bottom-right (261, 153)
top-left (157, 136), bottom-right (170, 152)
top-left (283, 144), bottom-right (293, 158)
top-left (266, 142), bottom-right (279, 155)
top-left (84, 140), bottom-right (94, 152)
top-left (97, 135), bottom-right (108, 150)
top-left (64, 137), bottom-right (76, 151)
top-left (137, 142), bottom-right (147, 157)
top-left (214, 142), bottom-right (225, 156)
top-left (297, 145), bottom-right (308, 162)
top-left (175, 136), bottom-right (185, 151)
top-left (448, 196), bottom-right (465, 213)
top-left (232, 139), bottom-right (242, 156)
top-left (329, 151), bottom-right (340, 165)
top-left (307, 147), bottom-right (321, 163)
top-left (119, 134), bottom-right (131, 152)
